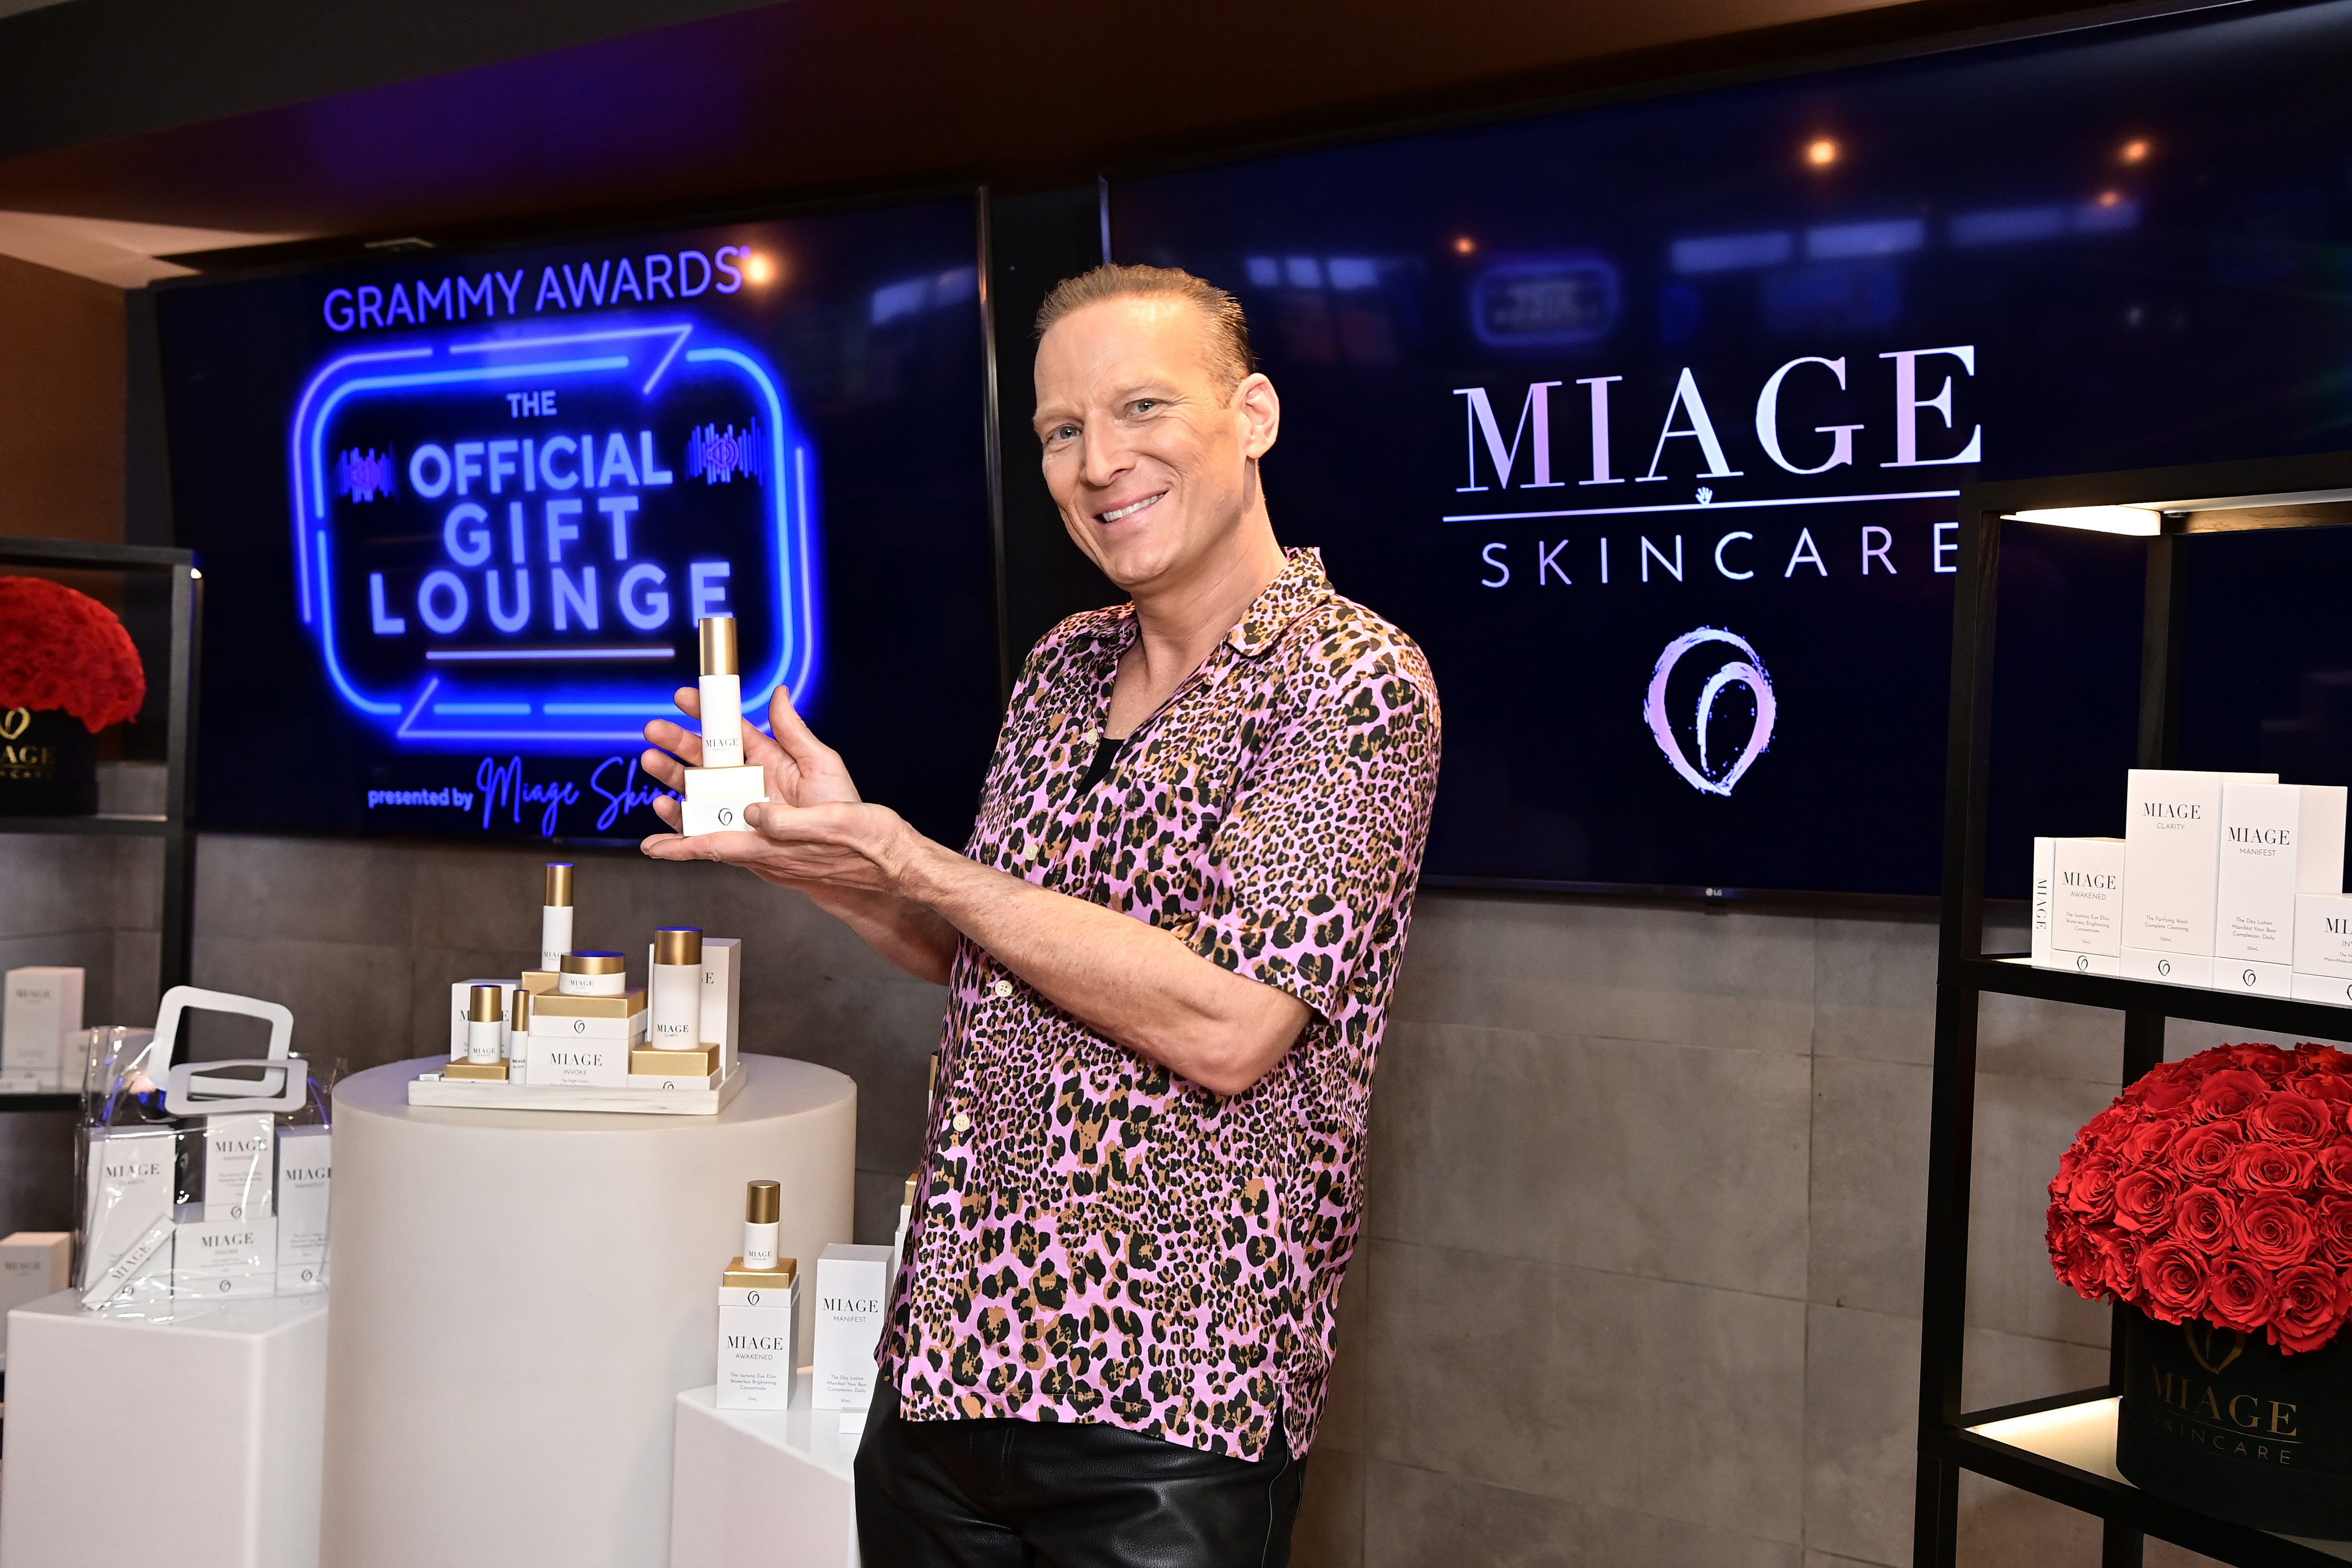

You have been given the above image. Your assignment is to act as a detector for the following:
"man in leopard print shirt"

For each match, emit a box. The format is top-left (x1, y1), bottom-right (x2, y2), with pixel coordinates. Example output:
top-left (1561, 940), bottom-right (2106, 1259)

top-left (642, 264), bottom-right (1439, 1566)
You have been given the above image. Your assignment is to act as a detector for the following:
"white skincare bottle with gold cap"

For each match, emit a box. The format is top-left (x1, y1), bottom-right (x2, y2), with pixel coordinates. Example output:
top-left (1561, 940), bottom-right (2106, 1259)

top-left (465, 985), bottom-right (504, 1065)
top-left (540, 863), bottom-right (574, 970)
top-left (744, 1178), bottom-right (781, 1271)
top-left (651, 928), bottom-right (703, 1047)
top-left (699, 616), bottom-right (746, 769)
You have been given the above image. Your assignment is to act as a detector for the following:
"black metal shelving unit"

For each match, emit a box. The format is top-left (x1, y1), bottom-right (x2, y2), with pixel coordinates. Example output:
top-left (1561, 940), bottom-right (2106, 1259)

top-left (0, 537), bottom-right (199, 1112)
top-left (1917, 452), bottom-right (2352, 1568)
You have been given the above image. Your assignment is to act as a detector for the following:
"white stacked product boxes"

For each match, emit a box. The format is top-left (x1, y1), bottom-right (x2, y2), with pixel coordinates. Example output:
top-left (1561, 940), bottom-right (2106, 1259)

top-left (2120, 770), bottom-right (2278, 987)
top-left (2212, 782), bottom-right (2348, 996)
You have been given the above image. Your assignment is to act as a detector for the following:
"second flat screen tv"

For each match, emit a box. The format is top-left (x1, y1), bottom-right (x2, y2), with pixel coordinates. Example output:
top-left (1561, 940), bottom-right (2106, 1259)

top-left (1110, 3), bottom-right (2352, 897)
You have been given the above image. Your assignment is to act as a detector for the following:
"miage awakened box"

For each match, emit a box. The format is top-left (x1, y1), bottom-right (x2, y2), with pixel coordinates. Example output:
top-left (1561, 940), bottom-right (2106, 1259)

top-left (2051, 837), bottom-right (2125, 976)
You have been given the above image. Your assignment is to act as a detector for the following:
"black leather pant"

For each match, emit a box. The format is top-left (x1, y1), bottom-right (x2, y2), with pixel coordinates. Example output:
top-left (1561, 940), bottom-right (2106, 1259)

top-left (853, 1384), bottom-right (1307, 1568)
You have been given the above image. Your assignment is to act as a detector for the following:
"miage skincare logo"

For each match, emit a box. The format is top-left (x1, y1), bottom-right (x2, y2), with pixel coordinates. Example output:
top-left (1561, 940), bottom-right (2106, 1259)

top-left (1645, 627), bottom-right (1776, 797)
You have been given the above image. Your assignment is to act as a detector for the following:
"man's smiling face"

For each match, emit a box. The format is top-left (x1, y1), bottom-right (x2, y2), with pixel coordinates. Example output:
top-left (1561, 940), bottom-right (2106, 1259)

top-left (1032, 295), bottom-right (1276, 595)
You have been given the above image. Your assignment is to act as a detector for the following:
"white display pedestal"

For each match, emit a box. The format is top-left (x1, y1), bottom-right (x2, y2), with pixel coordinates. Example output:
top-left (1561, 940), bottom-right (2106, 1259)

top-left (321, 1054), bottom-right (855, 1568)
top-left (0, 1289), bottom-right (329, 1568)
top-left (672, 1374), bottom-right (860, 1568)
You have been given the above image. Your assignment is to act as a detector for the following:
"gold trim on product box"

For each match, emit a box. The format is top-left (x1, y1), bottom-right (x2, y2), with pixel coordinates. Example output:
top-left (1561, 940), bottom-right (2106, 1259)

top-left (531, 988), bottom-right (647, 1019)
top-left (631, 1045), bottom-right (720, 1076)
top-left (443, 1059), bottom-right (510, 1081)
top-left (519, 970), bottom-right (559, 994)
top-left (723, 1255), bottom-right (796, 1289)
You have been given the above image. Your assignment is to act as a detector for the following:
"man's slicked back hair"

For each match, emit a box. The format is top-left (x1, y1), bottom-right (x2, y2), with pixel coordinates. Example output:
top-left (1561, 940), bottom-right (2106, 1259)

top-left (1034, 264), bottom-right (1256, 400)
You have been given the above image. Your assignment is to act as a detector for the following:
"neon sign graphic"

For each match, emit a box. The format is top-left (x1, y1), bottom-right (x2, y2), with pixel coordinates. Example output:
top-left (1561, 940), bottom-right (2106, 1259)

top-left (286, 320), bottom-right (818, 747)
top-left (1645, 627), bottom-right (1776, 796)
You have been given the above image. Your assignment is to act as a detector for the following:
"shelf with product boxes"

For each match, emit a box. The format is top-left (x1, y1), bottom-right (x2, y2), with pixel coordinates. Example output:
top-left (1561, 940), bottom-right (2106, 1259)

top-left (1920, 451), bottom-right (2352, 1568)
top-left (2027, 768), bottom-right (2352, 1016)
top-left (408, 861), bottom-right (749, 1115)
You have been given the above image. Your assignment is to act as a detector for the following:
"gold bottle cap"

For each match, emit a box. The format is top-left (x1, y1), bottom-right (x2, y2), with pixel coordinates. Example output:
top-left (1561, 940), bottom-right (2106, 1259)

top-left (467, 984), bottom-right (504, 1023)
top-left (509, 988), bottom-right (532, 1030)
top-left (746, 1179), bottom-right (780, 1224)
top-left (655, 927), bottom-right (703, 966)
top-left (699, 616), bottom-right (739, 677)
top-left (544, 863), bottom-right (574, 907)
top-left (560, 951), bottom-right (626, 975)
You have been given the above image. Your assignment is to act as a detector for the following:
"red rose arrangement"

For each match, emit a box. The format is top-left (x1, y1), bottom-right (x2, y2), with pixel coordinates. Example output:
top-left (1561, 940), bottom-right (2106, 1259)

top-left (2049, 1042), bottom-right (2352, 1354)
top-left (0, 576), bottom-right (146, 732)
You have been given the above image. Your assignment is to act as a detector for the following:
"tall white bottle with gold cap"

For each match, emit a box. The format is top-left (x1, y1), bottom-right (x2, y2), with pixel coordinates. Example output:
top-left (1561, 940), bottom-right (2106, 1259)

top-left (697, 617), bottom-right (746, 769)
top-left (540, 863), bottom-right (574, 971)
top-left (680, 615), bottom-right (771, 835)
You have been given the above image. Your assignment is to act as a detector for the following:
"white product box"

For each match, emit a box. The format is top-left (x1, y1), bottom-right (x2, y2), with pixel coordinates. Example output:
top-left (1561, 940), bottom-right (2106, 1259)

top-left (717, 1276), bottom-right (800, 1411)
top-left (173, 1217), bottom-right (278, 1300)
top-left (2122, 769), bottom-right (2277, 979)
top-left (0, 1231), bottom-right (71, 1355)
top-left (202, 1111), bottom-right (275, 1222)
top-left (275, 1126), bottom-right (331, 1294)
top-left (702, 937), bottom-right (742, 1076)
top-left (2293, 970), bottom-right (2352, 1008)
top-left (3, 966), bottom-right (83, 1092)
top-left (811, 1242), bottom-right (892, 1414)
top-left (2215, 782), bottom-right (2348, 973)
top-left (681, 764), bottom-right (769, 836)
top-left (2052, 837), bottom-right (2125, 974)
top-left (82, 1126), bottom-right (177, 1305)
top-left (2031, 838), bottom-right (2056, 968)
top-left (528, 1034), bottom-right (636, 1087)
top-left (2123, 949), bottom-right (2211, 987)
top-left (449, 979), bottom-right (517, 1058)
top-left (2213, 959), bottom-right (2294, 997)
top-left (2297, 892), bottom-right (2352, 978)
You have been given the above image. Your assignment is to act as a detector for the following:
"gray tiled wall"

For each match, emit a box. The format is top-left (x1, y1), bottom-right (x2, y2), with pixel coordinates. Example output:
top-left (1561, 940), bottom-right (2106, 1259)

top-left (9, 823), bottom-right (2294, 1565)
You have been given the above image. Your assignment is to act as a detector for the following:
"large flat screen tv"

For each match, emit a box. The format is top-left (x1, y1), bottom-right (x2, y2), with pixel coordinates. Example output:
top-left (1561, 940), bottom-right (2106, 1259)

top-left (159, 195), bottom-right (1000, 844)
top-left (1109, 3), bottom-right (2352, 898)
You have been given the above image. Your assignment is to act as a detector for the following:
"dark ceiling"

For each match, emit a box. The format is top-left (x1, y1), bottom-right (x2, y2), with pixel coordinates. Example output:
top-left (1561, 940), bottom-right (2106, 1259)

top-left (0, 0), bottom-right (2149, 251)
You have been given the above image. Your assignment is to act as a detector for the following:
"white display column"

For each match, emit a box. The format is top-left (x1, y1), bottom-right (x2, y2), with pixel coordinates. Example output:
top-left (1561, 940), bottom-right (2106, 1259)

top-left (672, 1374), bottom-right (859, 1568)
top-left (0, 1290), bottom-right (329, 1568)
top-left (321, 1054), bottom-right (855, 1568)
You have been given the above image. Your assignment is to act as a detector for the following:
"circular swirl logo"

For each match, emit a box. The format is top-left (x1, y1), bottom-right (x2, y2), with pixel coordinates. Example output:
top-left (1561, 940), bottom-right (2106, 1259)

top-left (1644, 627), bottom-right (1777, 797)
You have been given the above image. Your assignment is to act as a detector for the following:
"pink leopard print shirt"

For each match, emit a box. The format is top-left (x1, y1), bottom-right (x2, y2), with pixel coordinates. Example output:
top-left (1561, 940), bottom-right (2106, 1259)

top-left (881, 548), bottom-right (1441, 1461)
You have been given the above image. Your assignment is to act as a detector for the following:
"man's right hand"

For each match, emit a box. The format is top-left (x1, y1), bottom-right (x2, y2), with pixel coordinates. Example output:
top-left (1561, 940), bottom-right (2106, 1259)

top-left (639, 685), bottom-right (862, 835)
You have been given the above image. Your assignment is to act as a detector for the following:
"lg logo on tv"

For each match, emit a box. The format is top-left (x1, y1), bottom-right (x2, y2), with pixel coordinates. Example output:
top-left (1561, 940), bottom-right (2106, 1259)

top-left (1646, 627), bottom-right (1775, 797)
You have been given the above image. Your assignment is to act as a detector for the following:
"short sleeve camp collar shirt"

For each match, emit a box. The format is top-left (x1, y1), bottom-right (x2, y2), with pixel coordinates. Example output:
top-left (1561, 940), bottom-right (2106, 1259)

top-left (881, 547), bottom-right (1442, 1461)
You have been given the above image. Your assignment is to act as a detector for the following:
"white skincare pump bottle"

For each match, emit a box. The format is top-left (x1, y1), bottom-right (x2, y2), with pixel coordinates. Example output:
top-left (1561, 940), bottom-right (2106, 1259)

top-left (540, 863), bottom-right (574, 970)
top-left (744, 1179), bottom-right (781, 1271)
top-left (652, 928), bottom-right (703, 1045)
top-left (699, 616), bottom-right (745, 769)
top-left (465, 985), bottom-right (504, 1065)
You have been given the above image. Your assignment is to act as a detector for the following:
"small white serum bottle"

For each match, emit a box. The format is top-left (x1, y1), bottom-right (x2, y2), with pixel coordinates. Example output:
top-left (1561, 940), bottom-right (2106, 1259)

top-left (465, 985), bottom-right (504, 1066)
top-left (651, 928), bottom-right (703, 1046)
top-left (699, 616), bottom-right (746, 769)
top-left (507, 986), bottom-right (532, 1081)
top-left (540, 863), bottom-right (575, 971)
top-left (744, 1179), bottom-right (781, 1271)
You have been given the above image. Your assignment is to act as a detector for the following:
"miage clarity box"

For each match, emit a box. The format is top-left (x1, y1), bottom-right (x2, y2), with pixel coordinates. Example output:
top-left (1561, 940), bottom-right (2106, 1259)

top-left (275, 1125), bottom-right (331, 1293)
top-left (2212, 781), bottom-right (2348, 996)
top-left (2121, 768), bottom-right (2278, 986)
